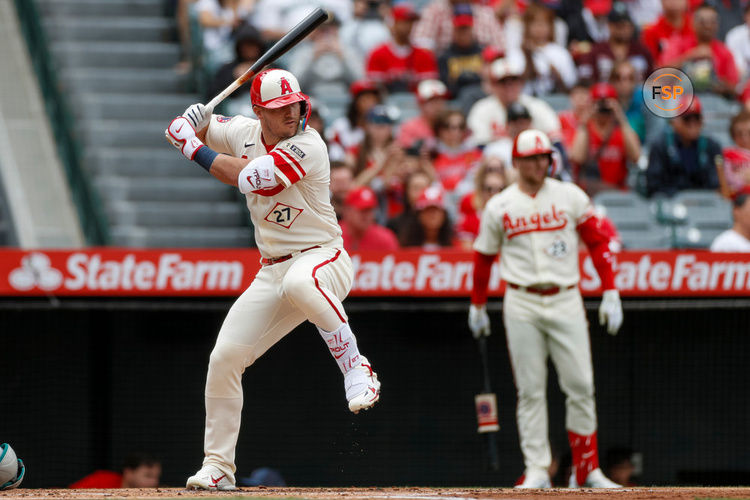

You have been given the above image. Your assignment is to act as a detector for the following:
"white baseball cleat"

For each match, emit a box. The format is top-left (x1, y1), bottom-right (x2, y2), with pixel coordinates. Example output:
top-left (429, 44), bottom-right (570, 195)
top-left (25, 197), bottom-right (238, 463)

top-left (345, 356), bottom-right (380, 413)
top-left (570, 468), bottom-right (621, 488)
top-left (515, 468), bottom-right (551, 488)
top-left (186, 464), bottom-right (237, 491)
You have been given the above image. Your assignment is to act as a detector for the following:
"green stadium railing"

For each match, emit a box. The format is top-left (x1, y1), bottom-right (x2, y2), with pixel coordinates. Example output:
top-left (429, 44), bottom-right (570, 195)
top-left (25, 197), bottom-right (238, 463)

top-left (12, 0), bottom-right (110, 245)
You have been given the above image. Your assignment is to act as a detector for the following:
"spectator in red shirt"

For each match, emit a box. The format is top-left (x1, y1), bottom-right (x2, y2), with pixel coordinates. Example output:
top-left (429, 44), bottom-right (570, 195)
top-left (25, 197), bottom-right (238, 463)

top-left (430, 109), bottom-right (482, 192)
top-left (397, 79), bottom-right (449, 149)
top-left (365, 3), bottom-right (439, 93)
top-left (641, 0), bottom-right (694, 61)
top-left (570, 82), bottom-right (641, 195)
top-left (398, 185), bottom-right (457, 249)
top-left (659, 3), bottom-right (739, 97)
top-left (576, 2), bottom-right (654, 83)
top-left (70, 453), bottom-right (161, 489)
top-left (455, 157), bottom-right (508, 248)
top-left (559, 82), bottom-right (592, 151)
top-left (721, 109), bottom-right (750, 197)
top-left (340, 186), bottom-right (400, 251)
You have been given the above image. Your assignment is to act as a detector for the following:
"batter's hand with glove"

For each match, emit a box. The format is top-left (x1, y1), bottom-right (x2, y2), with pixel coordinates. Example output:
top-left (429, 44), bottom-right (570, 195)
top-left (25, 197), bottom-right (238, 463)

top-left (468, 304), bottom-right (491, 338)
top-left (165, 116), bottom-right (205, 161)
top-left (598, 289), bottom-right (623, 335)
top-left (182, 103), bottom-right (214, 132)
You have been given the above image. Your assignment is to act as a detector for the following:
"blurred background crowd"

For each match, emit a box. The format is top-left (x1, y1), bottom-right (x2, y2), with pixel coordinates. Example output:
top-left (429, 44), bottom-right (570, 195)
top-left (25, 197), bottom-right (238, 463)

top-left (173, 0), bottom-right (750, 252)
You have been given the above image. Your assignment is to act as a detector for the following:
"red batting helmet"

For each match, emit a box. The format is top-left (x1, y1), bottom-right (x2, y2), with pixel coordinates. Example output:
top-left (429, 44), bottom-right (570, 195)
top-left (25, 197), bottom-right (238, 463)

top-left (512, 129), bottom-right (553, 158)
top-left (251, 68), bottom-right (311, 127)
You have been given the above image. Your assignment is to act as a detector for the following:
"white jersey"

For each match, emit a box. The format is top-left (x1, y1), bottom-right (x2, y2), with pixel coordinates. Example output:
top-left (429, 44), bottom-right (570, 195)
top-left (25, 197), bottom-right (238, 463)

top-left (467, 94), bottom-right (561, 146)
top-left (473, 178), bottom-right (592, 287)
top-left (206, 114), bottom-right (342, 258)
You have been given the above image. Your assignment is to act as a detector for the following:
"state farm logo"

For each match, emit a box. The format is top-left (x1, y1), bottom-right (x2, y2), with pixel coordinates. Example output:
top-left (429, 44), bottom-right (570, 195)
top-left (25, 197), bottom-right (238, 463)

top-left (8, 252), bottom-right (62, 291)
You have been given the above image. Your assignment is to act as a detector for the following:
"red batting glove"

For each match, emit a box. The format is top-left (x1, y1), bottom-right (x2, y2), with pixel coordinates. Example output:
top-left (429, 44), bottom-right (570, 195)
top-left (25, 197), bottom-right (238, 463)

top-left (165, 116), bottom-right (204, 160)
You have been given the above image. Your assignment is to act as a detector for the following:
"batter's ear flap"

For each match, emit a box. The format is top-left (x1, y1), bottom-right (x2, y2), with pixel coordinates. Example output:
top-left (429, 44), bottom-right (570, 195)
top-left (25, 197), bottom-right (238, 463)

top-left (300, 96), bottom-right (312, 130)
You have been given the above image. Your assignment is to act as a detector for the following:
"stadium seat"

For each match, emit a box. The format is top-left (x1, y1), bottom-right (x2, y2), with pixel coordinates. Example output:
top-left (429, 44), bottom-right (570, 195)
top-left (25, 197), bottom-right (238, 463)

top-left (543, 93), bottom-right (569, 112)
top-left (671, 190), bottom-right (732, 230)
top-left (671, 225), bottom-right (725, 249)
top-left (619, 226), bottom-right (672, 249)
top-left (385, 92), bottom-right (419, 122)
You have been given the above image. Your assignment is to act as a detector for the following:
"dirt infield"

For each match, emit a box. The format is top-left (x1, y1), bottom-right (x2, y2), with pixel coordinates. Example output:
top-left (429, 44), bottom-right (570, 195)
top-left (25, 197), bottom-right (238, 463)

top-left (2, 488), bottom-right (750, 500)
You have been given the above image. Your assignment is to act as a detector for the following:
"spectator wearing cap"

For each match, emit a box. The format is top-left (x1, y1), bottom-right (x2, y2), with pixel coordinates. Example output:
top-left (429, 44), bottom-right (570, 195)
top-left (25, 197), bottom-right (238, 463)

top-left (710, 188), bottom-right (750, 251)
top-left (505, 2), bottom-right (577, 96)
top-left (467, 57), bottom-right (561, 146)
top-left (581, 0), bottom-right (613, 43)
top-left (207, 23), bottom-right (266, 109)
top-left (398, 186), bottom-right (457, 249)
top-left (412, 0), bottom-right (504, 54)
top-left (659, 3), bottom-right (739, 96)
top-left (341, 186), bottom-right (400, 251)
top-left (576, 2), bottom-right (654, 83)
top-left (326, 80), bottom-right (382, 159)
top-left (436, 5), bottom-right (484, 98)
top-left (339, 0), bottom-right (391, 63)
top-left (288, 13), bottom-right (362, 100)
top-left (720, 110), bottom-right (750, 197)
top-left (455, 157), bottom-right (508, 248)
top-left (641, 0), bottom-right (694, 61)
top-left (725, 3), bottom-right (750, 81)
top-left (570, 82), bottom-right (641, 195)
top-left (453, 45), bottom-right (507, 117)
top-left (645, 96), bottom-right (722, 197)
top-left (430, 109), bottom-right (482, 193)
top-left (397, 79), bottom-right (449, 150)
top-left (365, 3), bottom-right (439, 93)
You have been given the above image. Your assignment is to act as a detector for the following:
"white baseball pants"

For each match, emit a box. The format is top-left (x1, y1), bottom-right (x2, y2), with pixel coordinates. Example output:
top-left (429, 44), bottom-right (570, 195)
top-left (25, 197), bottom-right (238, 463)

top-left (502, 286), bottom-right (597, 473)
top-left (201, 247), bottom-right (355, 473)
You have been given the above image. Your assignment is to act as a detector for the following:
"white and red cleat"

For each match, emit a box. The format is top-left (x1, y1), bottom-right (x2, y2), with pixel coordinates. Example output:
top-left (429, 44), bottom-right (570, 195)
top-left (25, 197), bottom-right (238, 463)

top-left (345, 356), bottom-right (380, 413)
top-left (186, 464), bottom-right (236, 491)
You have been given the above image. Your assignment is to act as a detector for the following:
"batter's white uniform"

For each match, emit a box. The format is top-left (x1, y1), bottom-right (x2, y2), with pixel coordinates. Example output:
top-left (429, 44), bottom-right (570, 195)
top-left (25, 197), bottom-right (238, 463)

top-left (200, 114), bottom-right (360, 473)
top-left (473, 178), bottom-right (597, 472)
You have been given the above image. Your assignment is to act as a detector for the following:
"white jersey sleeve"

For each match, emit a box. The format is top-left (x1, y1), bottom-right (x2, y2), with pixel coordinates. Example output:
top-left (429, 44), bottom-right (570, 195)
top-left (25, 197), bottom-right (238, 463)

top-left (473, 194), bottom-right (505, 255)
top-left (205, 115), bottom-right (256, 156)
top-left (567, 182), bottom-right (595, 226)
top-left (268, 129), bottom-right (328, 188)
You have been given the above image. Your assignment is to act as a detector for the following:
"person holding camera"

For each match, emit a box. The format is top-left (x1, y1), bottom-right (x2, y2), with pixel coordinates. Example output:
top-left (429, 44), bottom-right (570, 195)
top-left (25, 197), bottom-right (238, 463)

top-left (569, 82), bottom-right (641, 196)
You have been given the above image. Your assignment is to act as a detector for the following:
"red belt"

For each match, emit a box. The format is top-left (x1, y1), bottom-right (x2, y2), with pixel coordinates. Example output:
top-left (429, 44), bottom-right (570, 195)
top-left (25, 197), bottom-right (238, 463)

top-left (260, 246), bottom-right (321, 266)
top-left (508, 283), bottom-right (576, 296)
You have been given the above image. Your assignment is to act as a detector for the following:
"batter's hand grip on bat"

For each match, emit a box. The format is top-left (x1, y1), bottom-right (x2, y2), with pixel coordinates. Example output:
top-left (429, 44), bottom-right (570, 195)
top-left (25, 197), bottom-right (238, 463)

top-left (206, 8), bottom-right (329, 109)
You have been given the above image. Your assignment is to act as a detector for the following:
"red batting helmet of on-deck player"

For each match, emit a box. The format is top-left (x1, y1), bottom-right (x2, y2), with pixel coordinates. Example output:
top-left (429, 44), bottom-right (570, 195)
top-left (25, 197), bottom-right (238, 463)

top-left (251, 68), bottom-right (312, 127)
top-left (512, 129), bottom-right (554, 158)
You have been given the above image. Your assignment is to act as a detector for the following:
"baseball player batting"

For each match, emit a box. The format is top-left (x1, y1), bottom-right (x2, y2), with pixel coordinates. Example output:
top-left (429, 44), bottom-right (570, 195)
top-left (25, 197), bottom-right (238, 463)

top-left (165, 68), bottom-right (381, 491)
top-left (468, 129), bottom-right (623, 489)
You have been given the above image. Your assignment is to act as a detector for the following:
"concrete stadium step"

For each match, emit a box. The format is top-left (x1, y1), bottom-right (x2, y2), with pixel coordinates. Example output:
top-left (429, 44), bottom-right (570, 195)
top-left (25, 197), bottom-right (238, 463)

top-left (77, 120), bottom-right (176, 148)
top-left (70, 94), bottom-right (198, 121)
top-left (37, 0), bottom-right (164, 18)
top-left (85, 148), bottom-right (207, 178)
top-left (52, 42), bottom-right (180, 69)
top-left (59, 68), bottom-right (190, 94)
top-left (95, 177), bottom-right (235, 203)
top-left (44, 17), bottom-right (176, 43)
top-left (107, 201), bottom-right (246, 227)
top-left (109, 226), bottom-right (253, 247)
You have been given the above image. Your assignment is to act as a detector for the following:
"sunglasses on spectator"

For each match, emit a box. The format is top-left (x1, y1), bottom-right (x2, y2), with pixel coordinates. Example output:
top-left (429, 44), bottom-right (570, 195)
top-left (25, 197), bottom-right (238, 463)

top-left (442, 121), bottom-right (466, 130)
top-left (612, 73), bottom-right (635, 82)
top-left (483, 184), bottom-right (504, 194)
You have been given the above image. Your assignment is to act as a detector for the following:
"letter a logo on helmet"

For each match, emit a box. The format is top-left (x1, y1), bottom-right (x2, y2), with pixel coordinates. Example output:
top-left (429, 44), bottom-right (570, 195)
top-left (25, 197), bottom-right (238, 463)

top-left (279, 77), bottom-right (293, 95)
top-left (512, 129), bottom-right (553, 158)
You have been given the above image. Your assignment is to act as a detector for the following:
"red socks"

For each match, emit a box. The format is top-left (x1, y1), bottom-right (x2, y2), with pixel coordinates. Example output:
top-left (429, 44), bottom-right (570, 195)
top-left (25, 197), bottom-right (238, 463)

top-left (568, 430), bottom-right (599, 486)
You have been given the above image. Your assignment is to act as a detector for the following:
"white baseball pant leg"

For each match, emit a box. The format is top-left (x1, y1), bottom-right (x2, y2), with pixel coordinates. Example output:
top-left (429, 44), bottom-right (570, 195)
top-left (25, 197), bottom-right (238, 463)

top-left (503, 287), bottom-right (596, 473)
top-left (202, 247), bottom-right (355, 474)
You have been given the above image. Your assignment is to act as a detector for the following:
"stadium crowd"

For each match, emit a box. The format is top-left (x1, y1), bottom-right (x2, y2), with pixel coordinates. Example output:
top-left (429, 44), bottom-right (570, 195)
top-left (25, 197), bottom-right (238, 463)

top-left (175, 0), bottom-right (750, 251)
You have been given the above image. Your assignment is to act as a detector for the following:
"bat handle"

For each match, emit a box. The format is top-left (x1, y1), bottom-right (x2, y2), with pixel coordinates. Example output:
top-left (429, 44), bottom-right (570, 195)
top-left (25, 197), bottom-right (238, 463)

top-left (206, 81), bottom-right (240, 110)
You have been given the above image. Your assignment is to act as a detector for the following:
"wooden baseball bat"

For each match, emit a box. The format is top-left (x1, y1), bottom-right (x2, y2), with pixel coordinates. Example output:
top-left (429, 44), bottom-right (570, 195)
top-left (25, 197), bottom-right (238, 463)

top-left (205, 8), bottom-right (329, 109)
top-left (475, 335), bottom-right (500, 471)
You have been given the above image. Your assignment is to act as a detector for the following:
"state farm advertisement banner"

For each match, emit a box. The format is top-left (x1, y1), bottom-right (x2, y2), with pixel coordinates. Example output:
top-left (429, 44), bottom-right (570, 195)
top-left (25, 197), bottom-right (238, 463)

top-left (0, 248), bottom-right (749, 297)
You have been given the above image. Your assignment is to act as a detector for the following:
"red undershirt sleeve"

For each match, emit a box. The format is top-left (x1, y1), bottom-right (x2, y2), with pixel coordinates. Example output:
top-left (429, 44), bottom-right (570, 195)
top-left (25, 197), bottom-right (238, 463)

top-left (471, 251), bottom-right (496, 305)
top-left (577, 216), bottom-right (618, 291)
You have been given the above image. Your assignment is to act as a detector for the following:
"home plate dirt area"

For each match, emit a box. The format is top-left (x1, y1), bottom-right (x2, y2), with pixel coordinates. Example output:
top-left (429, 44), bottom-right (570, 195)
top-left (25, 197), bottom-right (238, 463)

top-left (2, 487), bottom-right (750, 500)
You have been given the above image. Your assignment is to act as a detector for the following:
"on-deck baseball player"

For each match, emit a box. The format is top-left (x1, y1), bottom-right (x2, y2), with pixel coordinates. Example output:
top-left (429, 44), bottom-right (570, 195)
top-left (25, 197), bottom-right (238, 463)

top-left (165, 68), bottom-right (381, 491)
top-left (468, 129), bottom-right (623, 489)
